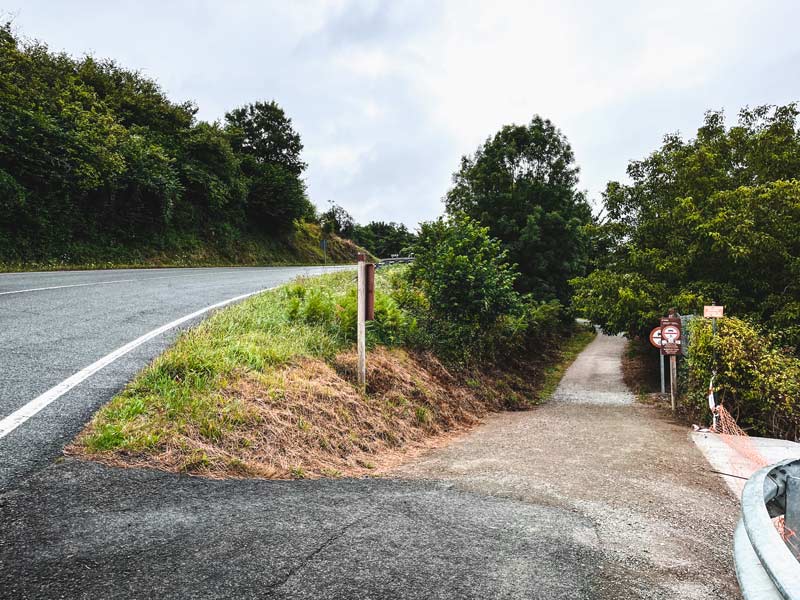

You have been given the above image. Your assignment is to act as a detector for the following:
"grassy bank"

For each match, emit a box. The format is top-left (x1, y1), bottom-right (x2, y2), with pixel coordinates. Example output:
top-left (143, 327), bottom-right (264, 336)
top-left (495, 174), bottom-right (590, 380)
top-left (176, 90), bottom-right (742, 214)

top-left (70, 269), bottom-right (595, 478)
top-left (0, 222), bottom-right (372, 273)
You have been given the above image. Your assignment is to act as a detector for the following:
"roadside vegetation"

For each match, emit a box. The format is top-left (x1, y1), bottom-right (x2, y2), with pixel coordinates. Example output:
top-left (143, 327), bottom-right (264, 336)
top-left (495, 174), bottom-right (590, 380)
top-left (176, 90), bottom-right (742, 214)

top-left (72, 259), bottom-right (593, 478)
top-left (72, 205), bottom-right (595, 475)
top-left (571, 104), bottom-right (800, 438)
top-left (0, 25), bottom-right (371, 269)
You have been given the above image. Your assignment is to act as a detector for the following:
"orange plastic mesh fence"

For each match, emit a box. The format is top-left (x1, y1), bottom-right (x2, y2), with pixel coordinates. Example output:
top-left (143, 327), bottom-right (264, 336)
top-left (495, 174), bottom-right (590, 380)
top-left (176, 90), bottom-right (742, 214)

top-left (713, 405), bottom-right (792, 543)
top-left (714, 405), bottom-right (770, 469)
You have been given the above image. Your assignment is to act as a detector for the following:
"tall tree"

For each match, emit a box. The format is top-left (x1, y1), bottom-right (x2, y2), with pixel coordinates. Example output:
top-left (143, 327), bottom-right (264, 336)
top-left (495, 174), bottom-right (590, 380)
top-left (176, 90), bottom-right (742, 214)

top-left (225, 101), bottom-right (312, 233)
top-left (445, 116), bottom-right (592, 301)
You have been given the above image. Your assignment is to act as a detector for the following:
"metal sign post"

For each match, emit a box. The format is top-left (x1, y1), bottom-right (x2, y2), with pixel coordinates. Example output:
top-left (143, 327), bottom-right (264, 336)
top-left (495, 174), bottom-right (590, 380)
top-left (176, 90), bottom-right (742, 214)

top-left (648, 326), bottom-right (667, 395)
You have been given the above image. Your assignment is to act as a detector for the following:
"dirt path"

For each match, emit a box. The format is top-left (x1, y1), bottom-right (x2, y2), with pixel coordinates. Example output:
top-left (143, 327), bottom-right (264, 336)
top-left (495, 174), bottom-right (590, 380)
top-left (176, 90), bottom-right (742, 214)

top-left (395, 332), bottom-right (740, 599)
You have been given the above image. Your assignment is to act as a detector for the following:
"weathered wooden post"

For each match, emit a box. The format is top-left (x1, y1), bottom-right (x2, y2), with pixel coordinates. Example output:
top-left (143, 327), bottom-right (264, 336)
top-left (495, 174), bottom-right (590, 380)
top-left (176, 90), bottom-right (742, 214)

top-left (356, 254), bottom-right (376, 389)
top-left (357, 253), bottom-right (366, 388)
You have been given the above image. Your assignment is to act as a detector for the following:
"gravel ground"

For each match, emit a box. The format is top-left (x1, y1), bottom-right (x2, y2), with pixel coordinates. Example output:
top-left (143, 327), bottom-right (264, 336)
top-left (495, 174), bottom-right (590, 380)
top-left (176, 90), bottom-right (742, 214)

top-left (396, 332), bottom-right (741, 599)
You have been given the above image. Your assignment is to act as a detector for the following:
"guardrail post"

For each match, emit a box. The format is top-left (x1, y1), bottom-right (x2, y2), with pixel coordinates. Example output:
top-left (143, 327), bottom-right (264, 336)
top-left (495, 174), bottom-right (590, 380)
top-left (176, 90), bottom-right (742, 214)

top-left (786, 475), bottom-right (800, 560)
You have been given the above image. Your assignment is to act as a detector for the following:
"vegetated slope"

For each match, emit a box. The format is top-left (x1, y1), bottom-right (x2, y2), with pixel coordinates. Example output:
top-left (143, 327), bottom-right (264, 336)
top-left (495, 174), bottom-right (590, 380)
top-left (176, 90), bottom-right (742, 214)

top-left (1, 25), bottom-right (352, 269)
top-left (70, 270), bottom-right (594, 478)
top-left (0, 222), bottom-right (370, 272)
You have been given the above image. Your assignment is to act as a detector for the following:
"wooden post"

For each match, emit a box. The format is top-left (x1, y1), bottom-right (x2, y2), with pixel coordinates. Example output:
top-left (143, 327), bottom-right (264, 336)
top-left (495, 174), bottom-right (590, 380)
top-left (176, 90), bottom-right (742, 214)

top-left (660, 353), bottom-right (665, 395)
top-left (669, 354), bottom-right (677, 411)
top-left (357, 253), bottom-right (366, 389)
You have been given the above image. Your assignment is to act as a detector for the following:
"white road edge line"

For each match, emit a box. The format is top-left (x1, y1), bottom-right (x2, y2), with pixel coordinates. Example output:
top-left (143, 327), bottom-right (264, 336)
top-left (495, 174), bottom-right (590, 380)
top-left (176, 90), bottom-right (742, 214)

top-left (0, 272), bottom-right (222, 296)
top-left (0, 287), bottom-right (275, 439)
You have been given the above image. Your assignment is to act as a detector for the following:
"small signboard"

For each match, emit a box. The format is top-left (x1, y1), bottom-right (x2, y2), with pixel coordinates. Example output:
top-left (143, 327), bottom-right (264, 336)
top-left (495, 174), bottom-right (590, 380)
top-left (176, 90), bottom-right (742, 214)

top-left (704, 305), bottom-right (724, 318)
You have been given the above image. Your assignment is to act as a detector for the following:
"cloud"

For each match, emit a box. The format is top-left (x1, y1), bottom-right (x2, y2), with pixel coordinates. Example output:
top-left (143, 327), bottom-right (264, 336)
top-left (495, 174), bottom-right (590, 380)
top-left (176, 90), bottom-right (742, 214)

top-left (6, 0), bottom-right (800, 225)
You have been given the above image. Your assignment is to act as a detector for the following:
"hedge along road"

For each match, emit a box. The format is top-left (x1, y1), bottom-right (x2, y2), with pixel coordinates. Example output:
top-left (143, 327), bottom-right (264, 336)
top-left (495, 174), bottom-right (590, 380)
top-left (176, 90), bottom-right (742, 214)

top-left (0, 266), bottom-right (352, 490)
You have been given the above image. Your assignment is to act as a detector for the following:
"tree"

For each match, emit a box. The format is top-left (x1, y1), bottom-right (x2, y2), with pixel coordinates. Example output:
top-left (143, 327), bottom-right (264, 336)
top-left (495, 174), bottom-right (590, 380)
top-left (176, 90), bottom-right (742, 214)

top-left (319, 202), bottom-right (355, 238)
top-left (224, 101), bottom-right (305, 175)
top-left (225, 101), bottom-right (312, 234)
top-left (351, 221), bottom-right (416, 257)
top-left (0, 24), bottom-right (319, 262)
top-left (571, 104), bottom-right (800, 347)
top-left (445, 116), bottom-right (593, 302)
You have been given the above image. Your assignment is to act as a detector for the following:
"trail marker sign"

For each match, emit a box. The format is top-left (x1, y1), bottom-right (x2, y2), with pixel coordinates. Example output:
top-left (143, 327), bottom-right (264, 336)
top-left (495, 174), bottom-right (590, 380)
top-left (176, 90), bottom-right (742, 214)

top-left (660, 318), bottom-right (682, 356)
top-left (704, 305), bottom-right (724, 318)
top-left (649, 327), bottom-right (664, 349)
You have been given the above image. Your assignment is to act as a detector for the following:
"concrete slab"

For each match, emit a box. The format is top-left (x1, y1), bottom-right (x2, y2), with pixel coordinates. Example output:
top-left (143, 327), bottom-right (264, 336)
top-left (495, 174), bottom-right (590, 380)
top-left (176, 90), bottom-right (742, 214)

top-left (692, 431), bottom-right (800, 498)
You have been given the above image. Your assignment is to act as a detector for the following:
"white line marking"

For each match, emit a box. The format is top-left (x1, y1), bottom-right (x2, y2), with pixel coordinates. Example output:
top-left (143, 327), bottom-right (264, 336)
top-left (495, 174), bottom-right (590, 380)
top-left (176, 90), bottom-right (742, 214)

top-left (0, 287), bottom-right (274, 439)
top-left (0, 279), bottom-right (139, 295)
top-left (0, 273), bottom-right (218, 296)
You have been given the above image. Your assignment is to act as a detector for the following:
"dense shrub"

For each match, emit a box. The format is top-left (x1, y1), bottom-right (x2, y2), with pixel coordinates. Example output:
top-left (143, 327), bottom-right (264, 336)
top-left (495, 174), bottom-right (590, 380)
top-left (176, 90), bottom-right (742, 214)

top-left (687, 317), bottom-right (800, 439)
top-left (399, 214), bottom-right (564, 363)
top-left (284, 279), bottom-right (414, 347)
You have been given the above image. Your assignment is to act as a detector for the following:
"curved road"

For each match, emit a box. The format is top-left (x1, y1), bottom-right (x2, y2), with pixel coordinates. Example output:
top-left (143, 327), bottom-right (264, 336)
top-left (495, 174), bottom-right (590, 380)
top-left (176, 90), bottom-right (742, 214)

top-left (0, 266), bottom-right (348, 489)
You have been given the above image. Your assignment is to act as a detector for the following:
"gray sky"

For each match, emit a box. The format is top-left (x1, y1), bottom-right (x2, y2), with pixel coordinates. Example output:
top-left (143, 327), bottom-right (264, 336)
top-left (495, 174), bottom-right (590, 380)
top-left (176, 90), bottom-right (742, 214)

top-left (6, 1), bottom-right (800, 227)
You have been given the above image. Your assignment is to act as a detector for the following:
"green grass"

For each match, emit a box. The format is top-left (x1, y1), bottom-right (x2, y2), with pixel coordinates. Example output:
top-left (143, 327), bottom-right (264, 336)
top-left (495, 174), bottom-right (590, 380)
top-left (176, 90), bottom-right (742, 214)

top-left (537, 325), bottom-right (597, 402)
top-left (80, 269), bottom-right (359, 454)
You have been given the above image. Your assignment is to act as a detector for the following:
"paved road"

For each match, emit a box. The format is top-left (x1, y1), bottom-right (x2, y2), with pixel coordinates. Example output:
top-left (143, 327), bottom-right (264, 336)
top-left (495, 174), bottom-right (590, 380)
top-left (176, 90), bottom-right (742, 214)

top-left (0, 266), bottom-right (348, 489)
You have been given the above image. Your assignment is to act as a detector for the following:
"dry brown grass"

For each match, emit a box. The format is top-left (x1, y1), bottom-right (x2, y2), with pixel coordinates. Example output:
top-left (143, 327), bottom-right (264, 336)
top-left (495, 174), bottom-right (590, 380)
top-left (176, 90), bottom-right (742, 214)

top-left (70, 346), bottom-right (547, 479)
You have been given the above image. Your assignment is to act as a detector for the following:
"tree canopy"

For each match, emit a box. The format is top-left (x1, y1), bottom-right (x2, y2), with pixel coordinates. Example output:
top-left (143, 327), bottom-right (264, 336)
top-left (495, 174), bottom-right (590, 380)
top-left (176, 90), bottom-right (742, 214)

top-left (445, 116), bottom-right (593, 302)
top-left (572, 104), bottom-right (800, 347)
top-left (0, 25), bottom-right (314, 262)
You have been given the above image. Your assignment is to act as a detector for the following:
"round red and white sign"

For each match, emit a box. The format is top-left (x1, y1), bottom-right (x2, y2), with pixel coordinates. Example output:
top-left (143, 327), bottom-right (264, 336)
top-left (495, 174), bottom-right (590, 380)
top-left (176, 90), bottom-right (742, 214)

top-left (648, 327), bottom-right (663, 349)
top-left (662, 324), bottom-right (681, 344)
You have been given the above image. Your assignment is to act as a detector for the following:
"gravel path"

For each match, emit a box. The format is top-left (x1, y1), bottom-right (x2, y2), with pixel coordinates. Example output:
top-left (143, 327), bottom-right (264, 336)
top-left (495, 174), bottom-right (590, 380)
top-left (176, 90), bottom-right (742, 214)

top-left (396, 332), bottom-right (740, 599)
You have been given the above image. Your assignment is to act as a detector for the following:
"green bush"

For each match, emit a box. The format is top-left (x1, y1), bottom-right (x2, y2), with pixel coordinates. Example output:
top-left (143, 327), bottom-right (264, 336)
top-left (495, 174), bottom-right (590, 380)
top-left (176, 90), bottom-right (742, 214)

top-left (336, 288), bottom-right (415, 347)
top-left (400, 214), bottom-right (563, 363)
top-left (688, 317), bottom-right (800, 439)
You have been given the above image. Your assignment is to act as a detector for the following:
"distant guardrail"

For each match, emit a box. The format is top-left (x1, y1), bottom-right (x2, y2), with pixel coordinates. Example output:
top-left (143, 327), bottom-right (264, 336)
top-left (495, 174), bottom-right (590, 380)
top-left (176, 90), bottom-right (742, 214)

top-left (377, 257), bottom-right (414, 267)
top-left (735, 458), bottom-right (800, 599)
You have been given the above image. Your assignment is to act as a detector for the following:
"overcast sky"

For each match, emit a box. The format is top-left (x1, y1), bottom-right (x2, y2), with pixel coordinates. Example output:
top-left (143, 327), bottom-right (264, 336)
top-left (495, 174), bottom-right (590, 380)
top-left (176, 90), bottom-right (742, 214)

top-left (5, 1), bottom-right (800, 226)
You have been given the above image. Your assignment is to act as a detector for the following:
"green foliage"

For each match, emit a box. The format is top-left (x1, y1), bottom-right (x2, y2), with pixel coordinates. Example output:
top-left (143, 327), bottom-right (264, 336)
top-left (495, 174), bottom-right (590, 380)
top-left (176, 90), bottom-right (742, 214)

top-left (351, 221), bottom-right (417, 258)
top-left (401, 214), bottom-right (565, 363)
top-left (688, 317), bottom-right (800, 439)
top-left (0, 25), bottom-right (314, 262)
top-left (445, 116), bottom-right (593, 301)
top-left (285, 276), bottom-right (415, 347)
top-left (408, 215), bottom-right (521, 326)
top-left (572, 105), bottom-right (800, 345)
top-left (319, 201), bottom-right (355, 238)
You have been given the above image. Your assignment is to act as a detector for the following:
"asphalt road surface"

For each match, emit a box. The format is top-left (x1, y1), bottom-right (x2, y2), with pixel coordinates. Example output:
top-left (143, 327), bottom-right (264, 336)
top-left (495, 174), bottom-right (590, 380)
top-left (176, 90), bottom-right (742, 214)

top-left (0, 266), bottom-right (347, 489)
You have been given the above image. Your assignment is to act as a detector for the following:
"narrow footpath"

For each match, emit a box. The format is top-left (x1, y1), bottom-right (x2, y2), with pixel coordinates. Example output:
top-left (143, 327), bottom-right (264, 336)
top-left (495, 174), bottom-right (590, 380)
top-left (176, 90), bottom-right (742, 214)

top-left (397, 332), bottom-right (740, 599)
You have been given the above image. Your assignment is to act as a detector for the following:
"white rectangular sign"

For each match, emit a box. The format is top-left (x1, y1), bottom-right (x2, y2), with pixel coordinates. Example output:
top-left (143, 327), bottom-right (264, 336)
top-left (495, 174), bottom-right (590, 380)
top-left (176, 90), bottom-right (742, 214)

top-left (703, 305), bottom-right (724, 318)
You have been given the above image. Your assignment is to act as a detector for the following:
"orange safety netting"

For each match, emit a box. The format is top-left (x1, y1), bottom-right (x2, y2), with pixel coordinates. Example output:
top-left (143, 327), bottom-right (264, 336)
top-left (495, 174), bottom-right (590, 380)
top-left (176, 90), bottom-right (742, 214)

top-left (712, 404), bottom-right (797, 549)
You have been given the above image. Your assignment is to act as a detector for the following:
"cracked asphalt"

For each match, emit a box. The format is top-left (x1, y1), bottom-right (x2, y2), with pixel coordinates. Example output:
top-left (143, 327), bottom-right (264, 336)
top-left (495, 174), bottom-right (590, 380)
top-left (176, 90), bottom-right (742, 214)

top-left (1, 275), bottom-right (740, 599)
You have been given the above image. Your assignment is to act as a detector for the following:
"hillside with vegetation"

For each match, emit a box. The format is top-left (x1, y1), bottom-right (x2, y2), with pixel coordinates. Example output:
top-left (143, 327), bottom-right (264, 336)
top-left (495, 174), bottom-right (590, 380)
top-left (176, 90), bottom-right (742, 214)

top-left (0, 25), bottom-right (365, 269)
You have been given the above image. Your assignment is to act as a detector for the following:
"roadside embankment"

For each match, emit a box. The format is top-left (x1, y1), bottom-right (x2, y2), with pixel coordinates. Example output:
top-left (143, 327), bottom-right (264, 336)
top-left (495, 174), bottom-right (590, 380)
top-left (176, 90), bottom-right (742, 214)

top-left (69, 269), bottom-right (594, 478)
top-left (0, 222), bottom-right (372, 273)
